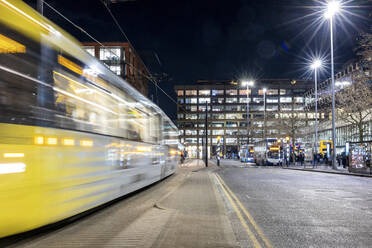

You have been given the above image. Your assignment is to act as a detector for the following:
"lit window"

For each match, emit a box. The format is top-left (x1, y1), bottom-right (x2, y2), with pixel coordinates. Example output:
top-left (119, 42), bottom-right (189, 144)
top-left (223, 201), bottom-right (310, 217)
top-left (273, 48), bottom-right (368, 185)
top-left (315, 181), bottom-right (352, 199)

top-left (213, 130), bottom-right (224, 135)
top-left (109, 65), bottom-right (121, 75)
top-left (253, 98), bottom-right (263, 103)
top-left (240, 89), bottom-right (252, 95)
top-left (267, 97), bottom-right (278, 103)
top-left (199, 98), bottom-right (210, 104)
top-left (267, 89), bottom-right (278, 95)
top-left (226, 98), bottom-right (237, 103)
top-left (280, 89), bottom-right (286, 95)
top-left (240, 98), bottom-right (251, 103)
top-left (185, 90), bottom-right (197, 96)
top-left (294, 97), bottom-right (304, 103)
top-left (177, 90), bottom-right (184, 96)
top-left (212, 89), bottom-right (224, 96)
top-left (199, 90), bottom-right (210, 96)
top-left (226, 90), bottom-right (237, 96)
top-left (280, 97), bottom-right (292, 103)
top-left (99, 47), bottom-right (121, 61)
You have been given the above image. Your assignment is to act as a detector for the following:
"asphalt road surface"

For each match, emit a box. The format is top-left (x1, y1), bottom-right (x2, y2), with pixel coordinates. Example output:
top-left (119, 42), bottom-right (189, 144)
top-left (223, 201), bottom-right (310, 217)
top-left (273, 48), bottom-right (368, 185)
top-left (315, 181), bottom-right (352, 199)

top-left (215, 159), bottom-right (372, 248)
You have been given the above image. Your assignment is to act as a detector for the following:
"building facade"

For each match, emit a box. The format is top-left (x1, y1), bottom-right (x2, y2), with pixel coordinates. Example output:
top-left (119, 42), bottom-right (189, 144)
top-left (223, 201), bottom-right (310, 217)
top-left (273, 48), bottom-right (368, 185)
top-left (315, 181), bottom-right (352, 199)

top-left (175, 79), bottom-right (322, 158)
top-left (82, 42), bottom-right (149, 96)
top-left (303, 60), bottom-right (372, 152)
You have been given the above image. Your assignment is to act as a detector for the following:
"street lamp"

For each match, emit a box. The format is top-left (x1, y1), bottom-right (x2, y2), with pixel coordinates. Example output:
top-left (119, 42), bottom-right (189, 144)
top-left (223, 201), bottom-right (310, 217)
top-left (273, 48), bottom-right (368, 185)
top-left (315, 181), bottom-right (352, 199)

top-left (324, 0), bottom-right (340, 169)
top-left (263, 88), bottom-right (267, 143)
top-left (311, 59), bottom-right (322, 161)
top-left (242, 80), bottom-right (254, 144)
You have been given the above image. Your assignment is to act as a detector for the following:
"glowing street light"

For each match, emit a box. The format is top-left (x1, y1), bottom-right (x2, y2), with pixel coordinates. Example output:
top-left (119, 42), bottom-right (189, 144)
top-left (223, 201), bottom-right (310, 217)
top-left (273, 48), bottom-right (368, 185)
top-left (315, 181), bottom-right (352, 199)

top-left (241, 80), bottom-right (254, 144)
top-left (324, 1), bottom-right (340, 19)
top-left (324, 0), bottom-right (341, 169)
top-left (311, 59), bottom-right (322, 163)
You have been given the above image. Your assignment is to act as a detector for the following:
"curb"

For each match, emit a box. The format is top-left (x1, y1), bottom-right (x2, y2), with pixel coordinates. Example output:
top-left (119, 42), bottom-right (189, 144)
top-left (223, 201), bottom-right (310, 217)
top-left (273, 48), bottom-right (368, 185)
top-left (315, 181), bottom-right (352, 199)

top-left (282, 167), bottom-right (372, 178)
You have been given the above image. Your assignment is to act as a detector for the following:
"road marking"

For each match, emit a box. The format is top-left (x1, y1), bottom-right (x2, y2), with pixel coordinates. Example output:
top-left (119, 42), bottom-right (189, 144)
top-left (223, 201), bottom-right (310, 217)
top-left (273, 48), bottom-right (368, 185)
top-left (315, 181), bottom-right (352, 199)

top-left (214, 174), bottom-right (262, 248)
top-left (215, 173), bottom-right (273, 248)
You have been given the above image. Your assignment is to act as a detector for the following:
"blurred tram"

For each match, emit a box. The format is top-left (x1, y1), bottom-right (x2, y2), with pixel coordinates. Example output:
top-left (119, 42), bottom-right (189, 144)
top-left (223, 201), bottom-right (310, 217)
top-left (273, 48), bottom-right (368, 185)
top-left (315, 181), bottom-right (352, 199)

top-left (0, 1), bottom-right (179, 238)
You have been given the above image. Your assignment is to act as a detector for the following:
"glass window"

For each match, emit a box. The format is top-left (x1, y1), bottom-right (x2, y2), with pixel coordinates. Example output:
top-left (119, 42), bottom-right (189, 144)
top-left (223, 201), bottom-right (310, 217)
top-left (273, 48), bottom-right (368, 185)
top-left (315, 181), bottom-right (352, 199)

top-left (191, 106), bottom-right (197, 111)
top-left (100, 47), bottom-right (121, 61)
top-left (226, 121), bottom-right (238, 127)
top-left (212, 89), bottom-right (224, 96)
top-left (199, 90), bottom-right (210, 96)
top-left (177, 90), bottom-right (184, 96)
top-left (212, 113), bottom-right (225, 119)
top-left (240, 98), bottom-right (251, 103)
top-left (226, 98), bottom-right (237, 103)
top-left (252, 105), bottom-right (264, 111)
top-left (281, 105), bottom-right (292, 111)
top-left (294, 105), bottom-right (304, 111)
top-left (267, 105), bottom-right (278, 111)
top-left (240, 89), bottom-right (251, 95)
top-left (226, 138), bottom-right (237, 144)
top-left (280, 97), bottom-right (292, 103)
top-left (109, 65), bottom-right (121, 75)
top-left (185, 90), bottom-right (197, 96)
top-left (217, 98), bottom-right (224, 104)
top-left (267, 97), bottom-right (278, 103)
top-left (212, 123), bottom-right (224, 127)
top-left (226, 113), bottom-right (242, 119)
top-left (280, 89), bottom-right (286, 95)
top-left (199, 98), bottom-right (210, 103)
top-left (185, 114), bottom-right (197, 119)
top-left (294, 97), bottom-right (304, 103)
top-left (185, 130), bottom-right (197, 135)
top-left (225, 129), bottom-right (238, 135)
top-left (267, 89), bottom-right (278, 95)
top-left (177, 114), bottom-right (184, 119)
top-left (226, 89), bottom-right (237, 95)
top-left (198, 105), bottom-right (211, 112)
top-left (253, 98), bottom-right (263, 103)
top-left (84, 47), bottom-right (95, 56)
top-left (212, 105), bottom-right (224, 111)
top-left (177, 98), bottom-right (184, 104)
top-left (213, 130), bottom-right (224, 135)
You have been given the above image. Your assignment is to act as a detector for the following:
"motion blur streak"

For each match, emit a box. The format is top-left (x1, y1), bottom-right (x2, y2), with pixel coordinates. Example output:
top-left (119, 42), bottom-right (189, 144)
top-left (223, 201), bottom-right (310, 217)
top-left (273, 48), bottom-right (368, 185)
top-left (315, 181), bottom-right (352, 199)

top-left (0, 1), bottom-right (180, 238)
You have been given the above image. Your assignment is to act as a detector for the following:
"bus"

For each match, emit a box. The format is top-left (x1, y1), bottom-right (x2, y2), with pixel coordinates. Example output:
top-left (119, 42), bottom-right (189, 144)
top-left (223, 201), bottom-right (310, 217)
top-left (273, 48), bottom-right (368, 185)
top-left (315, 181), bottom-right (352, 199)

top-left (240, 144), bottom-right (255, 163)
top-left (254, 138), bottom-right (283, 166)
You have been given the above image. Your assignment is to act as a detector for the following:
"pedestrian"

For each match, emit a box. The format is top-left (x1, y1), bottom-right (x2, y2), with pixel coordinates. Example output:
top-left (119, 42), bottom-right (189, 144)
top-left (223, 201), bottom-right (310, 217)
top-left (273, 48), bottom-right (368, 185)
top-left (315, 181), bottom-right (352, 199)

top-left (313, 152), bottom-right (318, 168)
top-left (300, 152), bottom-right (304, 167)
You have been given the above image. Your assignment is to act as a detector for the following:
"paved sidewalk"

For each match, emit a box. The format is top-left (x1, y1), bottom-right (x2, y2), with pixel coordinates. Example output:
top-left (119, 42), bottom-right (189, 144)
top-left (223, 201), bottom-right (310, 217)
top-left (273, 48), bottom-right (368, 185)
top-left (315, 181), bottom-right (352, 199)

top-left (283, 163), bottom-right (372, 177)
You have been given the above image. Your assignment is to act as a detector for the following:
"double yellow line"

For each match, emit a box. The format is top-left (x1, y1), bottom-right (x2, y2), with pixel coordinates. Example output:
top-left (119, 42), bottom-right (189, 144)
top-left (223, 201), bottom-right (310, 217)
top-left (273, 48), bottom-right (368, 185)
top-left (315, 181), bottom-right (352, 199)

top-left (215, 173), bottom-right (273, 248)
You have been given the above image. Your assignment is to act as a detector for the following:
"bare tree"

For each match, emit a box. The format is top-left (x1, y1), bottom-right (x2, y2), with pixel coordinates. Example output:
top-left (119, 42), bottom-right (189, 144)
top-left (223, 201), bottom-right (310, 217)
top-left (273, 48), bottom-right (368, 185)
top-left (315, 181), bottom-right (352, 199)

top-left (277, 100), bottom-right (308, 162)
top-left (336, 30), bottom-right (372, 142)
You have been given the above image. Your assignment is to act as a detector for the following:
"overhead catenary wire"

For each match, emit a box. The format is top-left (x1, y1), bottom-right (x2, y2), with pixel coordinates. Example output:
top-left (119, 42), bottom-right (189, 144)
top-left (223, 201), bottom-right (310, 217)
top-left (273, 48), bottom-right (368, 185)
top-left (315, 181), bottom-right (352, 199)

top-left (97, 0), bottom-right (180, 107)
top-left (42, 0), bottom-right (181, 109)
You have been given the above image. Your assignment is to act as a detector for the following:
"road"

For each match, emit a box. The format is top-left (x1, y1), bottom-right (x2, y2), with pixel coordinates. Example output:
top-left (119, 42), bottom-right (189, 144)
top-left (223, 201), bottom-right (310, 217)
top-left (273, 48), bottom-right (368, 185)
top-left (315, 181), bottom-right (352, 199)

top-left (2, 159), bottom-right (371, 248)
top-left (215, 159), bottom-right (372, 248)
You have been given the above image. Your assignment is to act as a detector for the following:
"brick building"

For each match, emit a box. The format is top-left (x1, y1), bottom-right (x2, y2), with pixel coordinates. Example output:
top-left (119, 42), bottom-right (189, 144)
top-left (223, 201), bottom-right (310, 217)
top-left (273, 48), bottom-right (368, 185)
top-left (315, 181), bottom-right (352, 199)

top-left (82, 42), bottom-right (149, 96)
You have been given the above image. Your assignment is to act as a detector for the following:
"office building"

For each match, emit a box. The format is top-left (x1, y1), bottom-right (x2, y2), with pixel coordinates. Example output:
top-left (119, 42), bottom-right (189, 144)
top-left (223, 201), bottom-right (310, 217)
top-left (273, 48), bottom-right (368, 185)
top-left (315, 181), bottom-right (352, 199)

top-left (82, 42), bottom-right (149, 96)
top-left (175, 79), bottom-right (323, 158)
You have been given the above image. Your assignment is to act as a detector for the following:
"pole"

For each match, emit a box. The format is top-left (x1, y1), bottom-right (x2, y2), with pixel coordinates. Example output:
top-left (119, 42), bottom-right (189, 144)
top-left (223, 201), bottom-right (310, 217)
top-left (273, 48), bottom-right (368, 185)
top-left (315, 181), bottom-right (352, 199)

top-left (37, 0), bottom-right (44, 15)
top-left (314, 69), bottom-right (318, 158)
top-left (264, 90), bottom-right (266, 142)
top-left (330, 17), bottom-right (337, 169)
top-left (205, 101), bottom-right (208, 167)
top-left (246, 84), bottom-right (250, 144)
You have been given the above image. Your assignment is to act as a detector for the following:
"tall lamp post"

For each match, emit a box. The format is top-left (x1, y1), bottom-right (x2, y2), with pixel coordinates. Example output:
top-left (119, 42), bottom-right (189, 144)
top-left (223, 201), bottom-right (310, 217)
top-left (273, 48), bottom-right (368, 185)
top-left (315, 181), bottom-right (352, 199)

top-left (263, 88), bottom-right (267, 142)
top-left (311, 59), bottom-right (322, 158)
top-left (37, 0), bottom-right (44, 15)
top-left (242, 81), bottom-right (254, 144)
top-left (324, 0), bottom-right (340, 169)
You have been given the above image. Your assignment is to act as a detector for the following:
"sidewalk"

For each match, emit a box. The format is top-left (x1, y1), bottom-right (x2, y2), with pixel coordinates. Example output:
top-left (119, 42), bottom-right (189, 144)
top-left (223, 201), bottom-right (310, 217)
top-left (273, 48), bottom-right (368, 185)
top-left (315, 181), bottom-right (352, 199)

top-left (283, 163), bottom-right (372, 177)
top-left (151, 159), bottom-right (239, 248)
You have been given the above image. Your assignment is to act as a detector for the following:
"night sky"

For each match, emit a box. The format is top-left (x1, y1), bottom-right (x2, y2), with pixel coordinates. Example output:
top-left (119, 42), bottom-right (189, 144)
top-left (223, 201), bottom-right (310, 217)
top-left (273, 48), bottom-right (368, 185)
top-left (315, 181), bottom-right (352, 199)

top-left (25, 0), bottom-right (371, 120)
